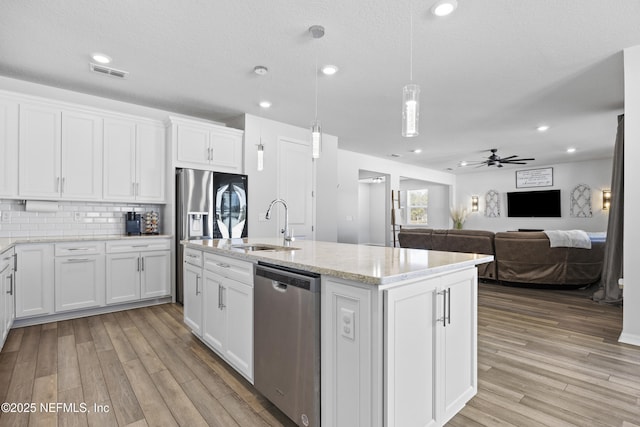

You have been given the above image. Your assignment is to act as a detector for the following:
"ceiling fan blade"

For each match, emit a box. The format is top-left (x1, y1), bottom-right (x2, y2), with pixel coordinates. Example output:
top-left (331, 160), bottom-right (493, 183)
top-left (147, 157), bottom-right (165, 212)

top-left (500, 155), bottom-right (517, 161)
top-left (514, 158), bottom-right (535, 161)
top-left (503, 161), bottom-right (528, 165)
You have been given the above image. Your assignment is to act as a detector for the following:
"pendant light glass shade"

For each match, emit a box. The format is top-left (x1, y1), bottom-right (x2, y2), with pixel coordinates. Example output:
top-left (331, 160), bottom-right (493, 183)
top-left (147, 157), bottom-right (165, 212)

top-left (402, 84), bottom-right (420, 137)
top-left (311, 120), bottom-right (321, 159)
top-left (257, 142), bottom-right (264, 171)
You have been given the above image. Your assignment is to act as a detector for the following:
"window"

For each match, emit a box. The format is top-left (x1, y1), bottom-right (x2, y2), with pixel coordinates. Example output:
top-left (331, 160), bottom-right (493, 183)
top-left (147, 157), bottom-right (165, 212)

top-left (407, 189), bottom-right (428, 225)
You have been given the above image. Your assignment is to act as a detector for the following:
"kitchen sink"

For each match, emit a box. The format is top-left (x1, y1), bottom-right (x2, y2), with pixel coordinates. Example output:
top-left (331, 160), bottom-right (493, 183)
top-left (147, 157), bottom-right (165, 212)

top-left (230, 243), bottom-right (299, 252)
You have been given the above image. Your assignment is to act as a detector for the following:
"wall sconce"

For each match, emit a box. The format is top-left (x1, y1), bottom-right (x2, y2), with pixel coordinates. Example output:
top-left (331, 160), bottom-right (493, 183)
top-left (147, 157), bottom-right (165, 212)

top-left (471, 195), bottom-right (479, 212)
top-left (602, 189), bottom-right (611, 210)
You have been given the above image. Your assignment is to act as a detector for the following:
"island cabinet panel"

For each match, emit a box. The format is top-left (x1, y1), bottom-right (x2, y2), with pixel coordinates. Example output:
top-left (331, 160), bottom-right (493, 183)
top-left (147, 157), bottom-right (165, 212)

top-left (385, 267), bottom-right (477, 427)
top-left (321, 278), bottom-right (374, 427)
top-left (183, 261), bottom-right (203, 336)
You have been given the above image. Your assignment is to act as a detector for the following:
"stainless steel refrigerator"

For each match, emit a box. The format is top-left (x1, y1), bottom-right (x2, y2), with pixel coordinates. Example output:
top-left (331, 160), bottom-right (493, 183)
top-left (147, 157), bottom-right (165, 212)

top-left (176, 168), bottom-right (248, 303)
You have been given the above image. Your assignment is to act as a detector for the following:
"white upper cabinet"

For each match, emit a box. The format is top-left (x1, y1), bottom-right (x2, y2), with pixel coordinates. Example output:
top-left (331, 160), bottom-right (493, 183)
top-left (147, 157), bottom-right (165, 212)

top-left (61, 110), bottom-right (103, 200)
top-left (18, 103), bottom-right (103, 200)
top-left (103, 118), bottom-right (166, 203)
top-left (170, 117), bottom-right (243, 173)
top-left (18, 103), bottom-right (62, 198)
top-left (0, 98), bottom-right (19, 197)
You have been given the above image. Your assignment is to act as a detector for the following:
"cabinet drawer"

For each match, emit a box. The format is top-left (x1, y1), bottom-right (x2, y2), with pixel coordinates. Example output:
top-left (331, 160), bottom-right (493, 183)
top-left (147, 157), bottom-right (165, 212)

top-left (184, 248), bottom-right (203, 267)
top-left (106, 239), bottom-right (170, 253)
top-left (204, 253), bottom-right (252, 286)
top-left (55, 241), bottom-right (104, 256)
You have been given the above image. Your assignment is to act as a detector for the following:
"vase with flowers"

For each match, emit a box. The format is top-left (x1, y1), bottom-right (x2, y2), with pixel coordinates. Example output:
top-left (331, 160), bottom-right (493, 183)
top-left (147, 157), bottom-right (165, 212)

top-left (450, 206), bottom-right (468, 229)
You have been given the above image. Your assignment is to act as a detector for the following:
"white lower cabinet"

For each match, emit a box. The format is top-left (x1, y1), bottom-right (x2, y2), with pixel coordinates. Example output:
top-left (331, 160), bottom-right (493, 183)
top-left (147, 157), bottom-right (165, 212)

top-left (106, 239), bottom-right (171, 305)
top-left (183, 249), bottom-right (253, 382)
top-left (183, 261), bottom-right (203, 336)
top-left (1, 248), bottom-right (16, 349)
top-left (55, 254), bottom-right (105, 312)
top-left (384, 268), bottom-right (477, 427)
top-left (15, 244), bottom-right (55, 319)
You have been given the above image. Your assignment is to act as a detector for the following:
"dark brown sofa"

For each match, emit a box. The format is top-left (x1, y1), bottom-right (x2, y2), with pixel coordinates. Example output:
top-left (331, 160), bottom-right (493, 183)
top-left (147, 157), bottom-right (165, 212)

top-left (398, 228), bottom-right (497, 280)
top-left (398, 228), bottom-right (604, 286)
top-left (494, 232), bottom-right (604, 286)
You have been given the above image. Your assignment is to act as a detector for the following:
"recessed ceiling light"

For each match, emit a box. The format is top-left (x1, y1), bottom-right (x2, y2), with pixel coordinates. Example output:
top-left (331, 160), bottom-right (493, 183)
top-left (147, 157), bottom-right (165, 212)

top-left (320, 65), bottom-right (339, 76)
top-left (567, 147), bottom-right (576, 153)
top-left (459, 161), bottom-right (468, 167)
top-left (253, 65), bottom-right (269, 75)
top-left (431, 0), bottom-right (458, 17)
top-left (91, 53), bottom-right (112, 64)
top-left (412, 149), bottom-right (422, 154)
top-left (259, 100), bottom-right (272, 109)
top-left (537, 124), bottom-right (550, 132)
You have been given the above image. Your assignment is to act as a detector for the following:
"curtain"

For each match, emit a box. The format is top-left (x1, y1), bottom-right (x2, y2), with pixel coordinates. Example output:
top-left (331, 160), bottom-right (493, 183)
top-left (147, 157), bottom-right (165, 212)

top-left (593, 115), bottom-right (624, 304)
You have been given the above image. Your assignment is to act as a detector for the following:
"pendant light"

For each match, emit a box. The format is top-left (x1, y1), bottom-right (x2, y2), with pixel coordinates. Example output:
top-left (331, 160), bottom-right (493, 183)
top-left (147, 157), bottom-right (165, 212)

top-left (254, 65), bottom-right (269, 171)
top-left (309, 25), bottom-right (325, 159)
top-left (402, 1), bottom-right (420, 138)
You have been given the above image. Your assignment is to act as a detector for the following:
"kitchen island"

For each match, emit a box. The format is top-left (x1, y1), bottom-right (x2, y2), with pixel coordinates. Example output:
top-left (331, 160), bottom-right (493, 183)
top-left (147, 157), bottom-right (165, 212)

top-left (182, 238), bottom-right (493, 427)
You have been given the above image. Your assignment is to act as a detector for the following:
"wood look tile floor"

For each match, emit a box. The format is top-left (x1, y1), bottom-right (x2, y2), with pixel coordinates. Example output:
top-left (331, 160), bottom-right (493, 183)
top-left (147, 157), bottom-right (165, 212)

top-left (0, 283), bottom-right (638, 427)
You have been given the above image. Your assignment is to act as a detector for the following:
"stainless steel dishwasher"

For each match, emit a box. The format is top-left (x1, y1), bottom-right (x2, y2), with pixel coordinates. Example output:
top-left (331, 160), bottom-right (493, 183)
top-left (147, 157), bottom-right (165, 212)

top-left (254, 262), bottom-right (320, 427)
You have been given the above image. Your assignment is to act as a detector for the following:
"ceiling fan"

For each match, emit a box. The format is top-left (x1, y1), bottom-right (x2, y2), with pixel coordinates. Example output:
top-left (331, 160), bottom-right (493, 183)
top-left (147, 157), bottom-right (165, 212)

top-left (464, 148), bottom-right (535, 168)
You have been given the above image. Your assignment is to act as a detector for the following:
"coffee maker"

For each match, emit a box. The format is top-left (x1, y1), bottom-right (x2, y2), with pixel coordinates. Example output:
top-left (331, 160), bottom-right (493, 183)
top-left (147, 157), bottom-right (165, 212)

top-left (125, 211), bottom-right (141, 235)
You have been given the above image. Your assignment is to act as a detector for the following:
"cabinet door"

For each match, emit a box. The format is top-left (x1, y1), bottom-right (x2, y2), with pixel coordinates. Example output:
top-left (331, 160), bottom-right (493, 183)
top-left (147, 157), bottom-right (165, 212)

top-left (15, 244), bottom-right (55, 318)
top-left (103, 118), bottom-right (136, 201)
top-left (18, 104), bottom-right (61, 198)
top-left (140, 250), bottom-right (171, 298)
top-left (5, 272), bottom-right (14, 337)
top-left (54, 255), bottom-right (105, 312)
top-left (209, 128), bottom-right (243, 173)
top-left (183, 263), bottom-right (203, 336)
top-left (61, 111), bottom-right (103, 200)
top-left (136, 123), bottom-right (166, 202)
top-left (0, 98), bottom-right (19, 197)
top-left (384, 277), bottom-right (440, 427)
top-left (1, 267), bottom-right (6, 344)
top-left (224, 278), bottom-right (253, 380)
top-left (106, 253), bottom-right (140, 304)
top-left (440, 268), bottom-right (477, 422)
top-left (176, 124), bottom-right (210, 167)
top-left (202, 270), bottom-right (225, 354)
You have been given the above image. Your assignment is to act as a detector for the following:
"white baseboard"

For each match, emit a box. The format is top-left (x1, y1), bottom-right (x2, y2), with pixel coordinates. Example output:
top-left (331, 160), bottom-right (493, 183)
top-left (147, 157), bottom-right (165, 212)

top-left (619, 331), bottom-right (640, 347)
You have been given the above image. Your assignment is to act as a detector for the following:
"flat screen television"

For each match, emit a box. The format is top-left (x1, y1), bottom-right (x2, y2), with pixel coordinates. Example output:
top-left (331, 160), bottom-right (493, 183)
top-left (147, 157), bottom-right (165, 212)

top-left (507, 189), bottom-right (561, 217)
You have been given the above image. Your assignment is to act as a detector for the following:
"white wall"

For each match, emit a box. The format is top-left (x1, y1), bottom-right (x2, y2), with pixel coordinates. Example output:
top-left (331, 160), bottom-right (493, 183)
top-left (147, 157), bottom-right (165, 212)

top-left (455, 158), bottom-right (613, 232)
top-left (621, 46), bottom-right (640, 346)
top-left (357, 183), bottom-right (371, 244)
top-left (399, 179), bottom-right (451, 229)
top-left (236, 114), bottom-right (338, 241)
top-left (337, 150), bottom-right (455, 245)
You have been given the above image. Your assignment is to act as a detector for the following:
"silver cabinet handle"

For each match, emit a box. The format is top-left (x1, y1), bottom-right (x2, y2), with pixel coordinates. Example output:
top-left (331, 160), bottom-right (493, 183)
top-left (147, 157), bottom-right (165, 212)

top-left (141, 257), bottom-right (145, 271)
top-left (67, 247), bottom-right (91, 251)
top-left (216, 263), bottom-right (231, 268)
top-left (447, 288), bottom-right (451, 325)
top-left (137, 257), bottom-right (141, 272)
top-left (7, 274), bottom-right (13, 295)
top-left (61, 177), bottom-right (66, 193)
top-left (132, 182), bottom-right (136, 196)
top-left (66, 258), bottom-right (90, 263)
top-left (56, 176), bottom-right (60, 193)
top-left (438, 289), bottom-right (447, 327)
top-left (132, 244), bottom-right (149, 248)
top-left (195, 274), bottom-right (201, 295)
top-left (13, 253), bottom-right (17, 272)
top-left (218, 284), bottom-right (226, 309)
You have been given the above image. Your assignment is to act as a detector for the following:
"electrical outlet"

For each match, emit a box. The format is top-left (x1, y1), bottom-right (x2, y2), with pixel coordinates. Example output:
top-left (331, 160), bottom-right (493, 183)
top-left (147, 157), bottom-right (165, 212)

top-left (1, 211), bottom-right (10, 222)
top-left (340, 308), bottom-right (355, 341)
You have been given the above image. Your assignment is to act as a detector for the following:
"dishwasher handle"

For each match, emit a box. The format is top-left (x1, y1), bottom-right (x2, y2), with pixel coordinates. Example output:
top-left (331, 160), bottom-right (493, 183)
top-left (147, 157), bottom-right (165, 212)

top-left (272, 281), bottom-right (288, 293)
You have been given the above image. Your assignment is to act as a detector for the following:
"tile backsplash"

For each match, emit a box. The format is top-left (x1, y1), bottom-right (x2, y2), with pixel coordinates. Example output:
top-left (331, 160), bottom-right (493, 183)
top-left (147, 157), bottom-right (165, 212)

top-left (0, 199), bottom-right (162, 238)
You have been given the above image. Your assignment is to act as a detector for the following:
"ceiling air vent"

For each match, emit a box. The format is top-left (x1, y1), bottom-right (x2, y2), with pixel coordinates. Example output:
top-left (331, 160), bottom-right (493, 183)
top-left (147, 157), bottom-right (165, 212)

top-left (89, 62), bottom-right (129, 79)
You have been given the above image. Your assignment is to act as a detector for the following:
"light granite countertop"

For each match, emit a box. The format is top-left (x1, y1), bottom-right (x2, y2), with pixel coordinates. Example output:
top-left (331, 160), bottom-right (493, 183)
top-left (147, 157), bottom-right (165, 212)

top-left (0, 234), bottom-right (172, 253)
top-left (183, 238), bottom-right (494, 285)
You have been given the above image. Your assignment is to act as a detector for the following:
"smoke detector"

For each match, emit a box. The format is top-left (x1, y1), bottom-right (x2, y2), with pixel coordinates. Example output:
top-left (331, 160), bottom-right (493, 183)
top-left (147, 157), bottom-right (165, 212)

top-left (89, 63), bottom-right (129, 79)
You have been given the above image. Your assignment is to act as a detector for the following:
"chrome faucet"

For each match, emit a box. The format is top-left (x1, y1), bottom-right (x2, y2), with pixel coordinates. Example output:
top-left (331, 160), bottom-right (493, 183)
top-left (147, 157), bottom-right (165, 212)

top-left (265, 199), bottom-right (294, 246)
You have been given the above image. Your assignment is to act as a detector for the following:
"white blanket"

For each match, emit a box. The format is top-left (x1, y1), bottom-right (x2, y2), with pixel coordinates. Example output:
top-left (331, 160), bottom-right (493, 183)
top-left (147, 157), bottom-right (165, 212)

top-left (543, 230), bottom-right (592, 249)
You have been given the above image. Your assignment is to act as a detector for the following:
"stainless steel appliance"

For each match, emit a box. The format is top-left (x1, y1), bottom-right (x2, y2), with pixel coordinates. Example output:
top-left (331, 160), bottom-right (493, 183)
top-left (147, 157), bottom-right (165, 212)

top-left (254, 262), bottom-right (320, 427)
top-left (125, 212), bottom-right (141, 235)
top-left (175, 168), bottom-right (248, 303)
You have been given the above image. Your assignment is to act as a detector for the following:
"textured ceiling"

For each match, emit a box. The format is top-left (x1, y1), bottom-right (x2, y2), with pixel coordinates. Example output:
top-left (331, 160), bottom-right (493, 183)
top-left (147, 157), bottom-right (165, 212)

top-left (1, 0), bottom-right (638, 173)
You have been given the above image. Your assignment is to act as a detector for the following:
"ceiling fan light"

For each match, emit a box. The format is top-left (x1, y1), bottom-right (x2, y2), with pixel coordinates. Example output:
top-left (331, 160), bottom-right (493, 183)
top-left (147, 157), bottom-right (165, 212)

top-left (321, 65), bottom-right (339, 75)
top-left (91, 53), bottom-right (112, 64)
top-left (537, 124), bottom-right (550, 132)
top-left (567, 147), bottom-right (576, 153)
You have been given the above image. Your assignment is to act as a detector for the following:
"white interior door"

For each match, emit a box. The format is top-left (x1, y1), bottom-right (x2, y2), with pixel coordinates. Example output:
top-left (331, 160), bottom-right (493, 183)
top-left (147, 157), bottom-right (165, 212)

top-left (278, 137), bottom-right (313, 239)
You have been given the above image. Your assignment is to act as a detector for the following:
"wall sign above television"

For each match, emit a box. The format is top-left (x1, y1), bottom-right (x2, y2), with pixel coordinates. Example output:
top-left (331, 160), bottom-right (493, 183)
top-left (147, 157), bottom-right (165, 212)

top-left (516, 167), bottom-right (553, 188)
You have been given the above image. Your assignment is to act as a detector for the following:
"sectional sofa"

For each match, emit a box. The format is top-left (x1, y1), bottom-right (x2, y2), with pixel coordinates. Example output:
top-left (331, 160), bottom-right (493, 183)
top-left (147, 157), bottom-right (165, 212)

top-left (398, 228), bottom-right (605, 286)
